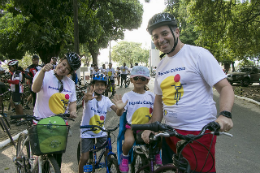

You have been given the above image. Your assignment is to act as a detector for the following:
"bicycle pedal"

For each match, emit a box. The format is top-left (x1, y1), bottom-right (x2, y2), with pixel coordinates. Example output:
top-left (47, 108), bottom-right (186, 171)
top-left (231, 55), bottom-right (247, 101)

top-left (83, 165), bottom-right (93, 172)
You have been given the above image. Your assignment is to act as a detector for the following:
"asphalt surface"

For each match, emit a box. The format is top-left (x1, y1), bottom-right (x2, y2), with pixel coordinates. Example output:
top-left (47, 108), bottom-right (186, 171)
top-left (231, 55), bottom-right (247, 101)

top-left (1, 78), bottom-right (260, 173)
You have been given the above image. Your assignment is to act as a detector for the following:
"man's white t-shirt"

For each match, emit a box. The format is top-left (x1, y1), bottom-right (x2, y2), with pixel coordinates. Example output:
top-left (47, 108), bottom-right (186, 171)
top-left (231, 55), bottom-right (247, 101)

top-left (33, 70), bottom-right (77, 119)
top-left (100, 68), bottom-right (107, 74)
top-left (122, 91), bottom-right (155, 125)
top-left (120, 66), bottom-right (129, 74)
top-left (92, 70), bottom-right (101, 75)
top-left (80, 96), bottom-right (114, 138)
top-left (106, 68), bottom-right (115, 80)
top-left (154, 44), bottom-right (226, 131)
top-left (90, 67), bottom-right (94, 75)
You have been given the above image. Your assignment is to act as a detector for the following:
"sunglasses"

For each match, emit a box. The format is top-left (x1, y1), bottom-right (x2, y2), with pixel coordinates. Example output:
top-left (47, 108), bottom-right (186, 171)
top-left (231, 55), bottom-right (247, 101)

top-left (133, 76), bottom-right (147, 81)
top-left (58, 80), bottom-right (63, 93)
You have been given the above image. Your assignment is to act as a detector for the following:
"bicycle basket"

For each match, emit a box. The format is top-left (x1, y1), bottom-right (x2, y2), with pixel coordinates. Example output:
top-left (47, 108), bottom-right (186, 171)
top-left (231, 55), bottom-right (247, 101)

top-left (28, 116), bottom-right (70, 156)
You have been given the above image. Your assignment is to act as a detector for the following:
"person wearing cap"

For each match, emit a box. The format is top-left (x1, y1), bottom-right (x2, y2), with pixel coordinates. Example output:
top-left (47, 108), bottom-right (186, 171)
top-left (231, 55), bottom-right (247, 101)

top-left (24, 55), bottom-right (42, 109)
top-left (32, 52), bottom-right (81, 168)
top-left (141, 13), bottom-right (234, 172)
top-left (112, 66), bottom-right (162, 172)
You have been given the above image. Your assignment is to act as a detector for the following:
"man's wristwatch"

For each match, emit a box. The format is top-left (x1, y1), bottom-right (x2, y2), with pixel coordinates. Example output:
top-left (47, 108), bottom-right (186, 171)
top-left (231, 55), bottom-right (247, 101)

top-left (219, 111), bottom-right (232, 119)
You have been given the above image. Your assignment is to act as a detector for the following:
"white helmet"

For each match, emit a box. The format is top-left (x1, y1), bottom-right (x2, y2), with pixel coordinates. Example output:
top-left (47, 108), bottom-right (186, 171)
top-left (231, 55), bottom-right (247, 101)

top-left (8, 59), bottom-right (19, 66)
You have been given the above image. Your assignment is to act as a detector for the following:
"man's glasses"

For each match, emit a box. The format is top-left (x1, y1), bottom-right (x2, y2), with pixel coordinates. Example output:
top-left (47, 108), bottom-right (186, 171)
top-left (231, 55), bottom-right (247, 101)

top-left (133, 76), bottom-right (147, 81)
top-left (58, 80), bottom-right (63, 93)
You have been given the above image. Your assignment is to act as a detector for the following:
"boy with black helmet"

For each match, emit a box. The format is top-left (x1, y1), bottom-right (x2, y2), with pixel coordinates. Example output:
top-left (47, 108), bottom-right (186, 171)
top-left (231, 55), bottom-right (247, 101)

top-left (32, 52), bottom-right (81, 168)
top-left (78, 74), bottom-right (117, 173)
top-left (141, 12), bottom-right (234, 172)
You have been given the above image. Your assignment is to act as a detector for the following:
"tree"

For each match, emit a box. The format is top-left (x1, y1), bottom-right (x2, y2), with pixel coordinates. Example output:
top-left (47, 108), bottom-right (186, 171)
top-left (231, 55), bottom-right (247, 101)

top-left (78, 0), bottom-right (143, 65)
top-left (0, 0), bottom-right (74, 63)
top-left (111, 41), bottom-right (149, 66)
top-left (0, 0), bottom-right (143, 64)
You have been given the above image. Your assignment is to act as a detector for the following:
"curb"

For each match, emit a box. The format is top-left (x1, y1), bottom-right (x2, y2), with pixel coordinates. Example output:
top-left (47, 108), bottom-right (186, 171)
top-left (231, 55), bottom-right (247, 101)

top-left (234, 95), bottom-right (260, 106)
top-left (0, 129), bottom-right (28, 149)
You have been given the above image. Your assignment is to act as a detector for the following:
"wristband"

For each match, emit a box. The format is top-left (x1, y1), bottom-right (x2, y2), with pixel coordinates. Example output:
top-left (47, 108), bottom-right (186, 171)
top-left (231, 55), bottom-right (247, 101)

top-left (219, 111), bottom-right (232, 119)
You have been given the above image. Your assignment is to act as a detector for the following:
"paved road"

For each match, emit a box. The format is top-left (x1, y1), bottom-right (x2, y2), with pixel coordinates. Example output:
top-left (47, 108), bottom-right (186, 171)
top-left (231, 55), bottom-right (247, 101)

top-left (1, 79), bottom-right (260, 173)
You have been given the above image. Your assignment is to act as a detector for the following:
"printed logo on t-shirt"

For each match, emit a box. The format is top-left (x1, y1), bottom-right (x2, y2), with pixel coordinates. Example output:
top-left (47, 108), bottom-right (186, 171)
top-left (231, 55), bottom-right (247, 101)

top-left (49, 93), bottom-right (70, 114)
top-left (131, 107), bottom-right (152, 124)
top-left (160, 74), bottom-right (185, 105)
top-left (108, 71), bottom-right (112, 76)
top-left (89, 115), bottom-right (105, 134)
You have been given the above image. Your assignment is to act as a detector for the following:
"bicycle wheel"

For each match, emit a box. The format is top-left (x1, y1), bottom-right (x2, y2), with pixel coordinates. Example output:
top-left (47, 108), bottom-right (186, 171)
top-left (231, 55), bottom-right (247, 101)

top-left (42, 156), bottom-right (61, 173)
top-left (0, 117), bottom-right (15, 146)
top-left (107, 158), bottom-right (120, 173)
top-left (131, 152), bottom-right (149, 173)
top-left (16, 133), bottom-right (31, 173)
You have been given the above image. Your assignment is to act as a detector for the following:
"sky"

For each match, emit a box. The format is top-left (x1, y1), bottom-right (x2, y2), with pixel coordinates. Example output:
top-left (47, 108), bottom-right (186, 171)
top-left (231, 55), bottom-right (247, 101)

top-left (98, 0), bottom-right (167, 65)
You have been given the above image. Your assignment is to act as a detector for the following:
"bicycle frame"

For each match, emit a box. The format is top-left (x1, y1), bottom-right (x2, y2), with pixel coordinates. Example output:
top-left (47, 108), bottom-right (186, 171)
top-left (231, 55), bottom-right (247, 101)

top-left (133, 142), bottom-right (177, 173)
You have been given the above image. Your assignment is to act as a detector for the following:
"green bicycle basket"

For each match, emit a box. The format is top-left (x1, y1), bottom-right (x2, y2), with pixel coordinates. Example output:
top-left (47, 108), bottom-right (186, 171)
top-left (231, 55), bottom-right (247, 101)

top-left (28, 116), bottom-right (70, 156)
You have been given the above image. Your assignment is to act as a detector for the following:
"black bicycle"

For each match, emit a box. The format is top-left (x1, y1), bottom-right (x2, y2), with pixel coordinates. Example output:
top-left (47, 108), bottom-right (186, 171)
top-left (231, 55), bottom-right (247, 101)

top-left (131, 121), bottom-right (233, 173)
top-left (0, 90), bottom-right (15, 146)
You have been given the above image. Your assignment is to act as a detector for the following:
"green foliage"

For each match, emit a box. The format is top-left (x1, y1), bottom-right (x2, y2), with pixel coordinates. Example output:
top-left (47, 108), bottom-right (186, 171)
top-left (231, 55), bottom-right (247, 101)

top-left (111, 41), bottom-right (149, 66)
top-left (165, 0), bottom-right (260, 63)
top-left (0, 0), bottom-right (143, 65)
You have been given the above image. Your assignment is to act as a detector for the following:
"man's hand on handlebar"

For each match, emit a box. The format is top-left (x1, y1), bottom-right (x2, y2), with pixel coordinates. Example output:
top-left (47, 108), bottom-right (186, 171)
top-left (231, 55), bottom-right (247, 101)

top-left (215, 115), bottom-right (233, 132)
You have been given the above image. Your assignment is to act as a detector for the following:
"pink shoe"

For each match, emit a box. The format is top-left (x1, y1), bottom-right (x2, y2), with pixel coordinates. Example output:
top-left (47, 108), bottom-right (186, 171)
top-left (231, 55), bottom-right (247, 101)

top-left (155, 153), bottom-right (162, 165)
top-left (119, 154), bottom-right (129, 173)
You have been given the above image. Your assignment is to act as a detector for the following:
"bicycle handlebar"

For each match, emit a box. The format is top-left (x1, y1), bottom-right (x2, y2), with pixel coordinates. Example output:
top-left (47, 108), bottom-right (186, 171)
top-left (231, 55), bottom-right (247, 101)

top-left (80, 124), bottom-right (119, 133)
top-left (132, 121), bottom-right (233, 142)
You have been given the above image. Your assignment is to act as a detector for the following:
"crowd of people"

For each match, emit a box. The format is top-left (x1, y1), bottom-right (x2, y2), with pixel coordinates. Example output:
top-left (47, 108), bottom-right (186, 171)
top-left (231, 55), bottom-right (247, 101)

top-left (0, 12), bottom-right (234, 173)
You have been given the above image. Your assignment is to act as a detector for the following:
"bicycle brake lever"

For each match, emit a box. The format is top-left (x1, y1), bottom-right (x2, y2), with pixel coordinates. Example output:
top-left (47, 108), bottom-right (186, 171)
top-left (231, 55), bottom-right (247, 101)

top-left (153, 132), bottom-right (170, 139)
top-left (210, 131), bottom-right (233, 137)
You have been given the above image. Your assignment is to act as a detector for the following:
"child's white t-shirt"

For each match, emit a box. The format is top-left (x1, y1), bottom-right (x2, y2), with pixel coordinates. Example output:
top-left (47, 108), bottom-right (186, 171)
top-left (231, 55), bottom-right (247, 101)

top-left (80, 95), bottom-right (114, 138)
top-left (122, 91), bottom-right (155, 125)
top-left (33, 70), bottom-right (77, 119)
top-left (154, 44), bottom-right (226, 131)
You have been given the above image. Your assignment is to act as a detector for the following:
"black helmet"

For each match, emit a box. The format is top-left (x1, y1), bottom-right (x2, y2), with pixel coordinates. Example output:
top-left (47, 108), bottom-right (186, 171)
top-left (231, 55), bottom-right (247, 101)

top-left (32, 55), bottom-right (39, 60)
top-left (65, 52), bottom-right (81, 71)
top-left (147, 13), bottom-right (177, 35)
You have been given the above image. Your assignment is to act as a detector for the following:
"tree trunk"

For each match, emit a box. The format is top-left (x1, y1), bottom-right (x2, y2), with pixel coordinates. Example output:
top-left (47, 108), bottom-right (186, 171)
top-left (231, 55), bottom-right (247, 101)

top-left (89, 50), bottom-right (98, 66)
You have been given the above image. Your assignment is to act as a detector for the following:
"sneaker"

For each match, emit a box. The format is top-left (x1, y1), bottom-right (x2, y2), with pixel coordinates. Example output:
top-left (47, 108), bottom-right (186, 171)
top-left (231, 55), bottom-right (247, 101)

top-left (155, 153), bottom-right (162, 165)
top-left (24, 105), bottom-right (30, 110)
top-left (120, 86), bottom-right (122, 88)
top-left (119, 154), bottom-right (129, 173)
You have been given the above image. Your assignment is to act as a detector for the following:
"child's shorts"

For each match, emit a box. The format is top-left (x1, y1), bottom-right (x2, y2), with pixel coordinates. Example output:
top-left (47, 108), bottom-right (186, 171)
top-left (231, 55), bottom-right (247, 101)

top-left (81, 137), bottom-right (107, 153)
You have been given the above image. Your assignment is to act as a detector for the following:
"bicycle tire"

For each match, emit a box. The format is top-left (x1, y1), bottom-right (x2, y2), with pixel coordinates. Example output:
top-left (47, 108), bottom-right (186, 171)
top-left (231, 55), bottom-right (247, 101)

top-left (42, 156), bottom-right (61, 173)
top-left (16, 133), bottom-right (31, 173)
top-left (107, 158), bottom-right (120, 173)
top-left (77, 141), bottom-right (81, 164)
top-left (131, 152), bottom-right (149, 173)
top-left (0, 117), bottom-right (15, 146)
top-left (153, 164), bottom-right (177, 173)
